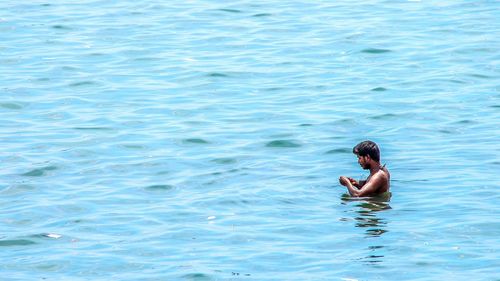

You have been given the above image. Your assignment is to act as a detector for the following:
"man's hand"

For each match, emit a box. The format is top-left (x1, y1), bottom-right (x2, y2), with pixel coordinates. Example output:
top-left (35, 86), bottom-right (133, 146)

top-left (339, 176), bottom-right (350, 186)
top-left (347, 177), bottom-right (359, 187)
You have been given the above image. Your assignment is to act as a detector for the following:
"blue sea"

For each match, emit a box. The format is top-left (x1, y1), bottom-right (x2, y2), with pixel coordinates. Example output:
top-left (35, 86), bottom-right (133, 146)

top-left (1, 0), bottom-right (499, 280)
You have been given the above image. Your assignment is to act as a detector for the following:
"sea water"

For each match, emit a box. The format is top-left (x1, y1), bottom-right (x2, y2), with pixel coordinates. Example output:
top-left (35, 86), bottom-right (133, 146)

top-left (0, 0), bottom-right (499, 280)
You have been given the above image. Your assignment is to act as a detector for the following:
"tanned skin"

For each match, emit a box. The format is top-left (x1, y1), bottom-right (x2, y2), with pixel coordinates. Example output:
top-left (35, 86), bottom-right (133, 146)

top-left (339, 154), bottom-right (390, 197)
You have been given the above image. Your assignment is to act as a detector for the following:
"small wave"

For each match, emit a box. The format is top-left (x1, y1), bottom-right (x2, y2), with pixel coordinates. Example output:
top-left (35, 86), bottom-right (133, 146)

top-left (207, 73), bottom-right (229, 78)
top-left (216, 8), bottom-right (242, 13)
top-left (361, 48), bottom-right (391, 54)
top-left (0, 102), bottom-right (23, 110)
top-left (266, 140), bottom-right (301, 148)
top-left (22, 166), bottom-right (57, 177)
top-left (0, 239), bottom-right (36, 247)
top-left (183, 138), bottom-right (209, 144)
top-left (145, 184), bottom-right (174, 191)
top-left (325, 148), bottom-right (351, 154)
top-left (182, 273), bottom-right (213, 280)
top-left (68, 81), bottom-right (96, 87)
top-left (73, 127), bottom-right (113, 131)
top-left (370, 113), bottom-right (399, 120)
top-left (468, 73), bottom-right (493, 79)
top-left (51, 25), bottom-right (71, 30)
top-left (253, 13), bottom-right (272, 17)
top-left (211, 158), bottom-right (237, 164)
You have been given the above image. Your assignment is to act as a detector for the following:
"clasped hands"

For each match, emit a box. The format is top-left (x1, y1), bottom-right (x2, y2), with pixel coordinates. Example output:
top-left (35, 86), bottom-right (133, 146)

top-left (339, 176), bottom-right (360, 187)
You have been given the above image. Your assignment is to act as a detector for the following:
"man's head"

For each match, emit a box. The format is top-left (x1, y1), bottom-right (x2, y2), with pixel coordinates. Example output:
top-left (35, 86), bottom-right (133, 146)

top-left (353, 140), bottom-right (380, 169)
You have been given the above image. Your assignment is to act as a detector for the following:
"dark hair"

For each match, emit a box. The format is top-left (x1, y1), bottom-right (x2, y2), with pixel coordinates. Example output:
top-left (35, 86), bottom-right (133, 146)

top-left (353, 140), bottom-right (380, 162)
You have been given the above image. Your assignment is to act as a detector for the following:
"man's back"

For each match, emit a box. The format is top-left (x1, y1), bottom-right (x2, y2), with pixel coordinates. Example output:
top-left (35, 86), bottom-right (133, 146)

top-left (376, 166), bottom-right (390, 194)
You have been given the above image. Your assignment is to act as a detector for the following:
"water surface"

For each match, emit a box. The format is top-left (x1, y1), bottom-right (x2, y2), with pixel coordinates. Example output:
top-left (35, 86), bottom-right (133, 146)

top-left (1, 0), bottom-right (499, 280)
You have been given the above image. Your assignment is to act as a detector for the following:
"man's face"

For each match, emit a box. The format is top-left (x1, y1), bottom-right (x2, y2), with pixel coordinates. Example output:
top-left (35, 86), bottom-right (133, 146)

top-left (357, 155), bottom-right (370, 169)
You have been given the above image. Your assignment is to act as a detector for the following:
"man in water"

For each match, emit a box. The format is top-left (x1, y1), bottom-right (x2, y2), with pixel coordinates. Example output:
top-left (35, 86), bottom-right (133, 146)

top-left (339, 140), bottom-right (390, 197)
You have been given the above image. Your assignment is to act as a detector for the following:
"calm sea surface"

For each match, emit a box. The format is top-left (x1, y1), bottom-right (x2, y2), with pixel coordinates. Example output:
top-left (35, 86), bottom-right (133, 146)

top-left (1, 1), bottom-right (499, 280)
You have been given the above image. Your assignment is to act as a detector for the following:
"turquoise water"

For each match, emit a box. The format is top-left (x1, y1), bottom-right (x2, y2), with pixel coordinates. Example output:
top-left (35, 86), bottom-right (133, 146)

top-left (1, 0), bottom-right (499, 280)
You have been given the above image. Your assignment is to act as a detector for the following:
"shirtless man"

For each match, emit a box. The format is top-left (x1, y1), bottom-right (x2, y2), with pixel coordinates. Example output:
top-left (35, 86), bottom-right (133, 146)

top-left (339, 140), bottom-right (390, 197)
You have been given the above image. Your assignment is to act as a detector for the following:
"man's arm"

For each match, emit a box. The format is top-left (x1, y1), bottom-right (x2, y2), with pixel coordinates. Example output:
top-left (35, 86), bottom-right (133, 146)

top-left (340, 174), bottom-right (384, 197)
top-left (347, 177), bottom-right (365, 188)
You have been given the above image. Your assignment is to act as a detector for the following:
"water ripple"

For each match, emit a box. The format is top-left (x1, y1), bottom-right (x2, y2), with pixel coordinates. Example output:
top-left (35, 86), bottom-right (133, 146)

top-left (1, 0), bottom-right (499, 280)
top-left (266, 140), bottom-right (302, 148)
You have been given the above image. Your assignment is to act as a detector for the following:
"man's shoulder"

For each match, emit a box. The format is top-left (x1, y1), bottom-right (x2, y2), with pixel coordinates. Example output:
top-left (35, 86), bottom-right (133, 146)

top-left (381, 166), bottom-right (390, 178)
top-left (374, 169), bottom-right (390, 182)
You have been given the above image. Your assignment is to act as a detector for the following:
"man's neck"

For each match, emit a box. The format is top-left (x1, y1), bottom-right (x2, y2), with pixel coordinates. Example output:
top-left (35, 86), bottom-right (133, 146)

top-left (369, 162), bottom-right (382, 175)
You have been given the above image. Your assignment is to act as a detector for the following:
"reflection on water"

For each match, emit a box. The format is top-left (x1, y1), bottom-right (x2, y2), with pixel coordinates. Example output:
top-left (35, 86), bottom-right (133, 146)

top-left (364, 245), bottom-right (385, 264)
top-left (341, 192), bottom-right (392, 237)
top-left (341, 193), bottom-right (392, 264)
top-left (353, 194), bottom-right (391, 238)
